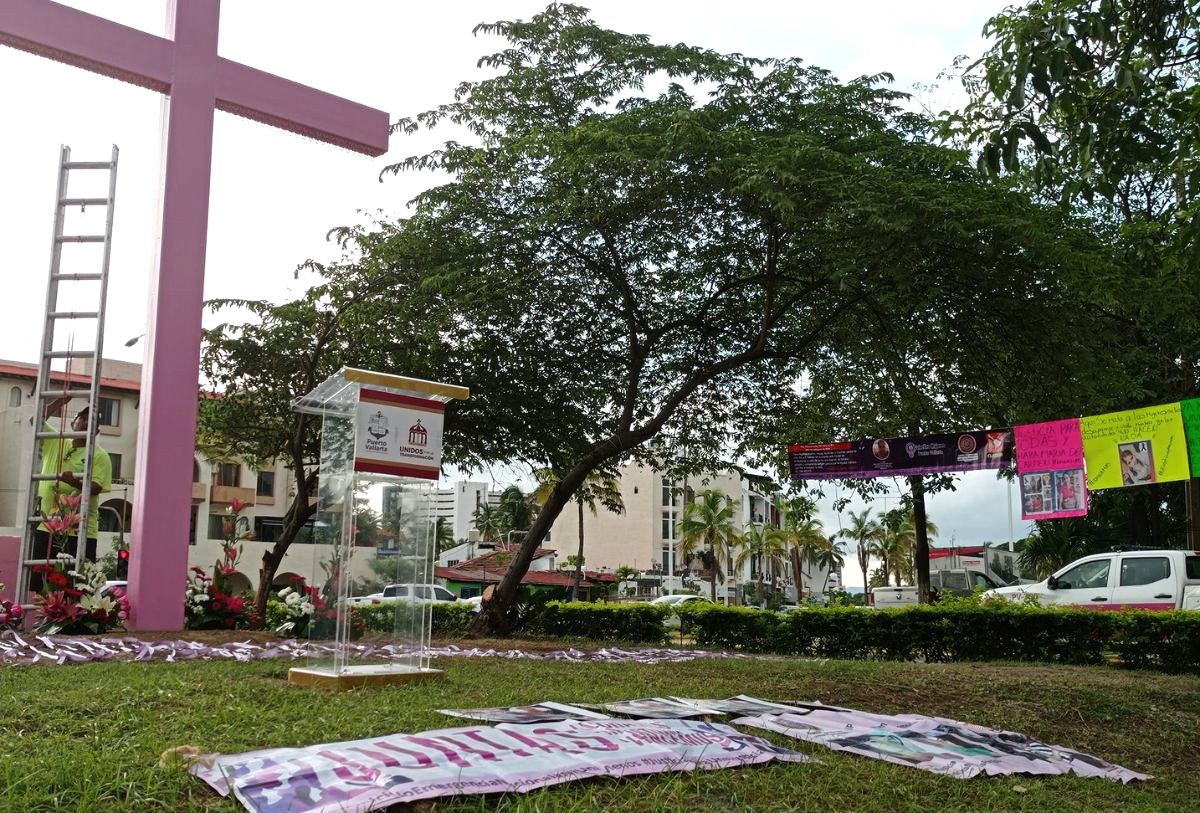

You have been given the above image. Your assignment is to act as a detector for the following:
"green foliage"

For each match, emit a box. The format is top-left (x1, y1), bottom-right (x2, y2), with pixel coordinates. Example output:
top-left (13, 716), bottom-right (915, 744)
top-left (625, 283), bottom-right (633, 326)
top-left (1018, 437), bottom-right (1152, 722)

top-left (343, 3), bottom-right (1129, 633)
top-left (538, 601), bottom-right (670, 644)
top-left (681, 602), bottom-right (1200, 674)
top-left (352, 601), bottom-right (476, 638)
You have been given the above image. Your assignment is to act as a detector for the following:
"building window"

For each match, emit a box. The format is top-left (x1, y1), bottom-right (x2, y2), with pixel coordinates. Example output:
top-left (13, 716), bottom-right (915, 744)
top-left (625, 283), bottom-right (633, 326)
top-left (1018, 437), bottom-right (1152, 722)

top-left (661, 479), bottom-right (679, 507)
top-left (108, 453), bottom-right (122, 481)
top-left (254, 517), bottom-right (284, 544)
top-left (661, 509), bottom-right (678, 541)
top-left (8, 386), bottom-right (20, 408)
top-left (214, 462), bottom-right (241, 487)
top-left (256, 471), bottom-right (275, 498)
top-left (97, 396), bottom-right (120, 427)
top-left (207, 513), bottom-right (227, 540)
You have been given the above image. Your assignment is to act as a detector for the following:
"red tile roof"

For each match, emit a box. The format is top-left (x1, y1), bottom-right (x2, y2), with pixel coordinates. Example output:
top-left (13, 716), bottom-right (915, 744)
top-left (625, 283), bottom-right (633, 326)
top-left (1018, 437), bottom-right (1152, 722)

top-left (434, 546), bottom-right (617, 589)
top-left (0, 360), bottom-right (140, 393)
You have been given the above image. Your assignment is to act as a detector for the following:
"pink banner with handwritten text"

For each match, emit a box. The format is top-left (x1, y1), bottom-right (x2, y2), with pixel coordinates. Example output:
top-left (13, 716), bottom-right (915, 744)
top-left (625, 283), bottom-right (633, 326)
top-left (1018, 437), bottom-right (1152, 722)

top-left (1014, 419), bottom-right (1088, 520)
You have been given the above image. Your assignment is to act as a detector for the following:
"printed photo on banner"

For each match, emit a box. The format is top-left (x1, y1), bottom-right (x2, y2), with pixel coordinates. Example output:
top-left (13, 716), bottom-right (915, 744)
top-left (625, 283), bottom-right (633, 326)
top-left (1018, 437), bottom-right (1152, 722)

top-left (1118, 441), bottom-right (1155, 486)
top-left (1052, 469), bottom-right (1085, 511)
top-left (1021, 472), bottom-right (1053, 515)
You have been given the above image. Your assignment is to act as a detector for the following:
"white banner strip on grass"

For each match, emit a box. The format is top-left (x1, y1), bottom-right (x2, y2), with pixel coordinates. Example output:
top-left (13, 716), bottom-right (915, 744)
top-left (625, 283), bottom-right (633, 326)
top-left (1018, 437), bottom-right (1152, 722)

top-left (191, 718), bottom-right (812, 813)
top-left (737, 708), bottom-right (1147, 782)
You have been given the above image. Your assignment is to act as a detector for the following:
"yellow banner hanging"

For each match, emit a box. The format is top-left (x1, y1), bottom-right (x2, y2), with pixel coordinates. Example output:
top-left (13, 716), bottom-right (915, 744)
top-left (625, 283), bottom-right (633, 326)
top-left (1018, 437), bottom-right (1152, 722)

top-left (1080, 403), bottom-right (1189, 491)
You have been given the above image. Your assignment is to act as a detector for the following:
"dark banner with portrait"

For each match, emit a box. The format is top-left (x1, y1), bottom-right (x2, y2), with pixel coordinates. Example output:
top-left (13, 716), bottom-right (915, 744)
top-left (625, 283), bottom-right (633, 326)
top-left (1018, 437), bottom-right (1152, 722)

top-left (788, 430), bottom-right (1013, 480)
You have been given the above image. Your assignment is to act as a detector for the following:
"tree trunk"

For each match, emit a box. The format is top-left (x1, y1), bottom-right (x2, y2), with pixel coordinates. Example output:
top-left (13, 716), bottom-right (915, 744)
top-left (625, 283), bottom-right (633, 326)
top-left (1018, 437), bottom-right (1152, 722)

top-left (909, 475), bottom-right (931, 603)
top-left (253, 452), bottom-right (316, 620)
top-left (858, 544), bottom-right (869, 593)
top-left (569, 498), bottom-right (584, 602)
top-left (708, 538), bottom-right (718, 602)
top-left (756, 571), bottom-right (764, 608)
top-left (790, 547), bottom-right (804, 602)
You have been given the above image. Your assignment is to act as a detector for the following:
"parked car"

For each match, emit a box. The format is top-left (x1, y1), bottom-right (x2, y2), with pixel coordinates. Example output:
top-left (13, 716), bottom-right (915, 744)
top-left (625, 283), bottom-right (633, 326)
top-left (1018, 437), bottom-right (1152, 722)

top-left (984, 550), bottom-right (1200, 611)
top-left (650, 594), bottom-right (711, 607)
top-left (869, 568), bottom-right (1004, 608)
top-left (345, 584), bottom-right (458, 607)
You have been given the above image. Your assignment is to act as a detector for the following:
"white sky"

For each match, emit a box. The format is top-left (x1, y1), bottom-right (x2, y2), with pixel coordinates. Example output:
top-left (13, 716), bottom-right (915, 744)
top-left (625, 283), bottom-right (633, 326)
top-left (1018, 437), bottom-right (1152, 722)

top-left (0, 1), bottom-right (1031, 582)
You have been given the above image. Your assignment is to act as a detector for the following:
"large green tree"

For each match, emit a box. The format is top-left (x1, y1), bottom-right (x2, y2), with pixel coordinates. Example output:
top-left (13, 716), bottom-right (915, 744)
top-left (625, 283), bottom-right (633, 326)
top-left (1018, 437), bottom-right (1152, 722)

top-left (952, 0), bottom-right (1200, 547)
top-left (350, 4), bottom-right (1133, 633)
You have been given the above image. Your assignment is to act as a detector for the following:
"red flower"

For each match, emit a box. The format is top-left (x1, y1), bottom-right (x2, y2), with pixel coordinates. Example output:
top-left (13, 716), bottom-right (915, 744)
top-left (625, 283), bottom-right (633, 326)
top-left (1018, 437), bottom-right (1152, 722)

top-left (32, 564), bottom-right (53, 574)
top-left (224, 617), bottom-right (235, 628)
top-left (229, 498), bottom-right (246, 514)
top-left (211, 598), bottom-right (224, 612)
top-left (190, 566), bottom-right (207, 577)
top-left (47, 571), bottom-right (69, 587)
top-left (227, 597), bottom-right (244, 614)
top-left (64, 587), bottom-right (82, 598)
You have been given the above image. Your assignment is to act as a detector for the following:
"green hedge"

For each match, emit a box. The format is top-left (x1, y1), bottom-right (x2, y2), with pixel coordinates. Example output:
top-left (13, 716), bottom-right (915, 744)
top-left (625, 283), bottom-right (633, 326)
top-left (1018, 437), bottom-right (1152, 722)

top-left (677, 602), bottom-right (1200, 673)
top-left (536, 601), bottom-right (670, 644)
top-left (353, 601), bottom-right (478, 637)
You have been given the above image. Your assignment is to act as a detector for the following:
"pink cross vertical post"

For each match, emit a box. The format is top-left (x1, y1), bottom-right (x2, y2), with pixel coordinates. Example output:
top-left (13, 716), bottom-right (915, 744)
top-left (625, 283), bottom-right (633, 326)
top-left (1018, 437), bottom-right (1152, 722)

top-left (0, 0), bottom-right (390, 630)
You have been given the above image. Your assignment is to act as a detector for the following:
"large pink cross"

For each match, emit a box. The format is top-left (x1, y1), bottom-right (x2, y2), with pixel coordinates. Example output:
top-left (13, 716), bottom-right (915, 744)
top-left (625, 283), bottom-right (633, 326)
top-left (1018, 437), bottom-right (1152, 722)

top-left (0, 0), bottom-right (389, 630)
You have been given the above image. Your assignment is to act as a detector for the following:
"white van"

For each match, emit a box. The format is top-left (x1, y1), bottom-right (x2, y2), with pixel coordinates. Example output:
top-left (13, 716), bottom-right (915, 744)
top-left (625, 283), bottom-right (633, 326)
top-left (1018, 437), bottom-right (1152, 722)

top-left (869, 569), bottom-right (1004, 608)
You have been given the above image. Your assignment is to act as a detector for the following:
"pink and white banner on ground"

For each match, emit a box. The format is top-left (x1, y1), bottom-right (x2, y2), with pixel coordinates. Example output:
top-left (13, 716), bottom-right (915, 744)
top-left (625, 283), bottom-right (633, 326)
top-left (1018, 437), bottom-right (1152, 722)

top-left (1014, 418), bottom-right (1089, 521)
top-left (190, 718), bottom-right (812, 812)
top-left (737, 708), bottom-right (1146, 782)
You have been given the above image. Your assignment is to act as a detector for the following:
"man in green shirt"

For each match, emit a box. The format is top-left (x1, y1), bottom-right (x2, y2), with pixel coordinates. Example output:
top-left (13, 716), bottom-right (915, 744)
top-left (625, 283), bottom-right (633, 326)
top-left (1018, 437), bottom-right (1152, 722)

top-left (31, 396), bottom-right (112, 588)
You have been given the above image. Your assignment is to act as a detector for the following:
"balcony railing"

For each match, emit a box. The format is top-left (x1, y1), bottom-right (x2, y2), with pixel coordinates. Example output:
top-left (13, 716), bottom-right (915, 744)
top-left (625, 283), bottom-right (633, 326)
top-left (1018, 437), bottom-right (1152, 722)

top-left (210, 484), bottom-right (256, 506)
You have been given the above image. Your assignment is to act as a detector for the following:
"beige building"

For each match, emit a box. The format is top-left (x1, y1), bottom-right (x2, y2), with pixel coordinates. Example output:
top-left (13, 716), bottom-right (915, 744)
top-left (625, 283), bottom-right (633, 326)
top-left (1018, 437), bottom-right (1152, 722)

top-left (547, 463), bottom-right (838, 602)
top-left (0, 358), bottom-right (376, 593)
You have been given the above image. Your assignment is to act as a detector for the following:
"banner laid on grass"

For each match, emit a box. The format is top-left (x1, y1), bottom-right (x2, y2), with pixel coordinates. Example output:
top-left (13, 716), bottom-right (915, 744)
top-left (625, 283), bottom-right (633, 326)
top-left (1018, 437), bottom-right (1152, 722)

top-left (191, 718), bottom-right (812, 813)
top-left (1081, 403), bottom-right (1188, 490)
top-left (1014, 418), bottom-right (1088, 520)
top-left (788, 430), bottom-right (1012, 480)
top-left (437, 702), bottom-right (610, 724)
top-left (737, 708), bottom-right (1147, 782)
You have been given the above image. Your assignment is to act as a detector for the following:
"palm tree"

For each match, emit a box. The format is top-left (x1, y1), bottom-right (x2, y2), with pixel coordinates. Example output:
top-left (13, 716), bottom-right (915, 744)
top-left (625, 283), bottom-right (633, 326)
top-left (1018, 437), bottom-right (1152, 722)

top-left (839, 509), bottom-right (883, 593)
top-left (532, 468), bottom-right (624, 601)
top-left (472, 503), bottom-right (504, 544)
top-left (434, 517), bottom-right (454, 556)
top-left (895, 506), bottom-right (937, 585)
top-left (678, 489), bottom-right (741, 603)
top-left (1018, 519), bottom-right (1089, 579)
top-left (812, 538), bottom-right (845, 592)
top-left (735, 523), bottom-right (788, 607)
top-left (780, 508), bottom-right (828, 601)
top-left (494, 485), bottom-right (534, 534)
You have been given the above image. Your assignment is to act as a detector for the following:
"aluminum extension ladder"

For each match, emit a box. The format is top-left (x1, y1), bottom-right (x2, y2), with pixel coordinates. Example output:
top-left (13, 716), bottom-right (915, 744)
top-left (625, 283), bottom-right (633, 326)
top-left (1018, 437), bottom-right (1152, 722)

top-left (15, 145), bottom-right (118, 607)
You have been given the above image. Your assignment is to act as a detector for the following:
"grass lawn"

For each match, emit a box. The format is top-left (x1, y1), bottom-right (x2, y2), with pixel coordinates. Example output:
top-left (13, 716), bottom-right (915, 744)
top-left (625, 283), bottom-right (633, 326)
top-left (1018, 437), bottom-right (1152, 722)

top-left (1, 643), bottom-right (1197, 812)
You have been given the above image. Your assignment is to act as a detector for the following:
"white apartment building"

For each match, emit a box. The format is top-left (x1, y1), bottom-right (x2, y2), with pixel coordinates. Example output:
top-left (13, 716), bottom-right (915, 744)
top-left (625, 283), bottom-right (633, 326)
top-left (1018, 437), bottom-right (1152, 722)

top-left (385, 480), bottom-right (500, 544)
top-left (547, 463), bottom-right (840, 602)
top-left (0, 358), bottom-right (378, 595)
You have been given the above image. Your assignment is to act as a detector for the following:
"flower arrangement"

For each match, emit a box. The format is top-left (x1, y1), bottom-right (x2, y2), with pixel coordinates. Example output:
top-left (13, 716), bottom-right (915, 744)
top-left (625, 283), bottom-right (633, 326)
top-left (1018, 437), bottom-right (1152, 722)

top-left (32, 554), bottom-right (129, 634)
top-left (29, 493), bottom-right (129, 635)
top-left (183, 497), bottom-right (252, 630)
top-left (0, 573), bottom-right (25, 632)
top-left (270, 581), bottom-right (320, 635)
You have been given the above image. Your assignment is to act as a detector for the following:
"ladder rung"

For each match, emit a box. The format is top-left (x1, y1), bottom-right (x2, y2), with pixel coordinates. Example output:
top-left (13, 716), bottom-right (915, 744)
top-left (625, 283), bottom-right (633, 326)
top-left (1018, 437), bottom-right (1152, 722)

top-left (26, 516), bottom-right (47, 525)
top-left (44, 350), bottom-right (95, 359)
top-left (47, 311), bottom-right (99, 319)
top-left (34, 430), bottom-right (87, 439)
top-left (40, 389), bottom-right (92, 399)
top-left (30, 474), bottom-right (59, 482)
top-left (51, 272), bottom-right (103, 281)
top-left (56, 235), bottom-right (106, 243)
top-left (59, 197), bottom-right (110, 207)
top-left (63, 161), bottom-right (113, 170)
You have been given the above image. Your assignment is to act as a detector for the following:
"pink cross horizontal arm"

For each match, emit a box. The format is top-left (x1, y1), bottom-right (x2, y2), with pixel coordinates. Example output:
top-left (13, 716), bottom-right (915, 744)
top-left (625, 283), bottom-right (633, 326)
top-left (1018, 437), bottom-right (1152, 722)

top-left (0, 0), bottom-right (389, 630)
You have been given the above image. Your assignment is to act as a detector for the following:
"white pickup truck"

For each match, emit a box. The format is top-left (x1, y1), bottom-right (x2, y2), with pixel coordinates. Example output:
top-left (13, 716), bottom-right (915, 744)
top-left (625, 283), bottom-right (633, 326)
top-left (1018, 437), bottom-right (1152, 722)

top-left (984, 550), bottom-right (1200, 611)
top-left (344, 583), bottom-right (458, 607)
